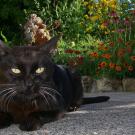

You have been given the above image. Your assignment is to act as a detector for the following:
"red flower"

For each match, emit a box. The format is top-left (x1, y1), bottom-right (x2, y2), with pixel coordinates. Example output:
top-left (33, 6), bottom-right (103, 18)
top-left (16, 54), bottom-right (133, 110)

top-left (65, 49), bottom-right (74, 54)
top-left (101, 54), bottom-right (111, 59)
top-left (129, 10), bottom-right (135, 15)
top-left (128, 65), bottom-right (133, 71)
top-left (125, 41), bottom-right (131, 46)
top-left (109, 62), bottom-right (115, 69)
top-left (102, 20), bottom-right (109, 27)
top-left (109, 42), bottom-right (114, 47)
top-left (118, 38), bottom-right (123, 43)
top-left (98, 42), bottom-right (104, 47)
top-left (74, 50), bottom-right (81, 54)
top-left (76, 56), bottom-right (84, 65)
top-left (131, 56), bottom-right (135, 61)
top-left (113, 16), bottom-right (119, 23)
top-left (115, 65), bottom-right (122, 72)
top-left (127, 47), bottom-right (132, 53)
top-left (77, 56), bottom-right (84, 61)
top-left (103, 47), bottom-right (109, 51)
top-left (98, 62), bottom-right (107, 68)
top-left (117, 48), bottom-right (125, 57)
top-left (124, 18), bottom-right (130, 25)
top-left (90, 52), bottom-right (98, 57)
top-left (117, 29), bottom-right (125, 33)
top-left (109, 11), bottom-right (117, 17)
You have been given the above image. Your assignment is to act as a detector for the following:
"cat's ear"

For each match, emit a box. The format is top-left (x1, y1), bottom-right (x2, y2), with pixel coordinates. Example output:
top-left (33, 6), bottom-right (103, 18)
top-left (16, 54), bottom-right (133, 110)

top-left (40, 36), bottom-right (60, 53)
top-left (0, 40), bottom-right (10, 56)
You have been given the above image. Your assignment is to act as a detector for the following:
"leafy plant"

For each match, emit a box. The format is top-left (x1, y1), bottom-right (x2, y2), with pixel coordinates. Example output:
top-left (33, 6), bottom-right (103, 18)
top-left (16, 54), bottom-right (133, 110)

top-left (31, 0), bottom-right (85, 41)
top-left (54, 35), bottom-right (100, 77)
top-left (89, 5), bottom-right (135, 78)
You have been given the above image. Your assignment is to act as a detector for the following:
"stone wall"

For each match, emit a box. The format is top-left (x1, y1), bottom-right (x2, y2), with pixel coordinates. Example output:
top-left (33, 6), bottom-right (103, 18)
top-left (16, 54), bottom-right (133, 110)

top-left (81, 76), bottom-right (135, 93)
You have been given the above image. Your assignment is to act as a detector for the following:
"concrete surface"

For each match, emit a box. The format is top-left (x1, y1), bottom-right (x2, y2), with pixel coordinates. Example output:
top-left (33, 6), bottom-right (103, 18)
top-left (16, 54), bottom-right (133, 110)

top-left (0, 92), bottom-right (135, 135)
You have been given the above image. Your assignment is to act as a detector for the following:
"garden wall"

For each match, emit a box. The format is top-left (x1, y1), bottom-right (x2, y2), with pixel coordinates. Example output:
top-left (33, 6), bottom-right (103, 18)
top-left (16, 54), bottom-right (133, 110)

top-left (82, 76), bottom-right (135, 93)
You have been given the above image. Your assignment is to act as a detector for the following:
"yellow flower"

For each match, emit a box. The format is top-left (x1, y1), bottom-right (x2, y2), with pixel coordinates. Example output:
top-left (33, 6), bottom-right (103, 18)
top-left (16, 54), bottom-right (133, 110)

top-left (100, 24), bottom-right (107, 30)
top-left (83, 1), bottom-right (88, 6)
top-left (84, 14), bottom-right (89, 19)
top-left (90, 15), bottom-right (99, 22)
top-left (111, 30), bottom-right (115, 33)
top-left (105, 31), bottom-right (109, 34)
top-left (88, 5), bottom-right (93, 10)
top-left (85, 28), bottom-right (91, 32)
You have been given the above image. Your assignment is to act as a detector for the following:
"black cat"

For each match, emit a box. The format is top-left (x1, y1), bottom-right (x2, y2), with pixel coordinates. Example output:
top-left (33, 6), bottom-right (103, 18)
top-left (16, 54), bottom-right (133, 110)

top-left (0, 37), bottom-right (109, 131)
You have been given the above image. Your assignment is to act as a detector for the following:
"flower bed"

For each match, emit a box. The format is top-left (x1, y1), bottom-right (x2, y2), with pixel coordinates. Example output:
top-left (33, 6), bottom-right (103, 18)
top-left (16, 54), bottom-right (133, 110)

top-left (55, 0), bottom-right (135, 79)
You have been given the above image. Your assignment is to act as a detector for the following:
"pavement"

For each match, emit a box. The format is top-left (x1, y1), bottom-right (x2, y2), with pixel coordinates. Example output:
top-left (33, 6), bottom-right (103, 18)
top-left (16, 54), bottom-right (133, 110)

top-left (0, 92), bottom-right (135, 135)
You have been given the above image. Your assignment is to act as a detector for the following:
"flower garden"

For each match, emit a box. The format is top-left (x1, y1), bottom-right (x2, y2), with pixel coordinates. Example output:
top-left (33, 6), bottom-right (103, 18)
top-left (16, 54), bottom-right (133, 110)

top-left (0, 0), bottom-right (135, 79)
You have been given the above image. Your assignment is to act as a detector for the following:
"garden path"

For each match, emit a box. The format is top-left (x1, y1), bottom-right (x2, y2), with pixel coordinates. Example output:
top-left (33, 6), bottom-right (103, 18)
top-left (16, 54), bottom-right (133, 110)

top-left (0, 92), bottom-right (135, 135)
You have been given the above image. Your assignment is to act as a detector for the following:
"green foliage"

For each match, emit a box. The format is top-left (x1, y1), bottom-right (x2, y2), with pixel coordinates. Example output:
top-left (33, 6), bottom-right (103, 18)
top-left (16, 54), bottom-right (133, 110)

top-left (0, 0), bottom-right (36, 44)
top-left (0, 0), bottom-right (85, 44)
top-left (0, 0), bottom-right (135, 79)
top-left (54, 35), bottom-right (100, 77)
top-left (31, 0), bottom-right (84, 41)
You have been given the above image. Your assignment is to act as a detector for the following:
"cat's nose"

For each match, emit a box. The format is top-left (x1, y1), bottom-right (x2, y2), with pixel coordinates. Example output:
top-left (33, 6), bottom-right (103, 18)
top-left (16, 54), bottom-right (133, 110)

top-left (25, 79), bottom-right (33, 87)
top-left (26, 82), bottom-right (33, 87)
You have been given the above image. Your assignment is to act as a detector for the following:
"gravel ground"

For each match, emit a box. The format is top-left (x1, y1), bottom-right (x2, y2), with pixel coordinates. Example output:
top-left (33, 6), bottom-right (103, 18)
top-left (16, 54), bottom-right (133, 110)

top-left (0, 92), bottom-right (135, 135)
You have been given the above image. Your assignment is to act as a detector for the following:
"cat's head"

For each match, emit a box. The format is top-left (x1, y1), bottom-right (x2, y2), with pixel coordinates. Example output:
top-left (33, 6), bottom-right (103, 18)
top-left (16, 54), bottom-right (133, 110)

top-left (0, 37), bottom-right (62, 110)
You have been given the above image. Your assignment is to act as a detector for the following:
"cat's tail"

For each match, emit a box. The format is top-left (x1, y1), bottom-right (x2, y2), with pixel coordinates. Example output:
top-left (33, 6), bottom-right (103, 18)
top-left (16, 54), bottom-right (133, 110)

top-left (82, 96), bottom-right (110, 105)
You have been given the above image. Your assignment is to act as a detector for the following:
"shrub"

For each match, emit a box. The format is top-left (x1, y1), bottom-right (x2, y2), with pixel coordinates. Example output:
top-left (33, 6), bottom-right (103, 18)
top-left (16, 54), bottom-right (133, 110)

top-left (0, 0), bottom-right (35, 44)
top-left (55, 0), bottom-right (135, 79)
top-left (54, 35), bottom-right (100, 77)
top-left (89, 5), bottom-right (135, 78)
top-left (32, 0), bottom-right (85, 41)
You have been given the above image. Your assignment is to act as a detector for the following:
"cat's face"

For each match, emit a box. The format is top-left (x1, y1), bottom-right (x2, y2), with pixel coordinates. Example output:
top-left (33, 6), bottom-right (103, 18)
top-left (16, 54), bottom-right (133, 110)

top-left (0, 37), bottom-right (60, 109)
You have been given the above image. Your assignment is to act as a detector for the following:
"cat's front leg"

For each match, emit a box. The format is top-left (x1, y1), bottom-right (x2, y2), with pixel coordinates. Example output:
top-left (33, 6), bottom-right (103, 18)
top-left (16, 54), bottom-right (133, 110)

top-left (19, 116), bottom-right (42, 131)
top-left (0, 112), bottom-right (13, 129)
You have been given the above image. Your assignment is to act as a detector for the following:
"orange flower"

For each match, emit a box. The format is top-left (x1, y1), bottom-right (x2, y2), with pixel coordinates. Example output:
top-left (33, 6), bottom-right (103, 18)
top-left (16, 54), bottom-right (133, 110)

top-left (109, 62), bottom-right (115, 69)
top-left (109, 42), bottom-right (114, 47)
top-left (124, 63), bottom-right (129, 67)
top-left (90, 52), bottom-right (98, 57)
top-left (76, 56), bottom-right (84, 65)
top-left (118, 38), bottom-right (123, 43)
top-left (98, 42), bottom-right (104, 47)
top-left (117, 48), bottom-right (125, 57)
top-left (98, 62), bottom-right (107, 68)
top-left (125, 41), bottom-right (131, 46)
top-left (128, 66), bottom-right (133, 71)
top-left (131, 56), bottom-right (135, 61)
top-left (115, 65), bottom-right (122, 72)
top-left (127, 47), bottom-right (132, 53)
top-left (101, 54), bottom-right (111, 59)
top-left (68, 60), bottom-right (77, 67)
top-left (98, 47), bottom-right (104, 50)
top-left (74, 50), bottom-right (81, 54)
top-left (65, 49), bottom-right (74, 53)
top-left (103, 47), bottom-right (109, 51)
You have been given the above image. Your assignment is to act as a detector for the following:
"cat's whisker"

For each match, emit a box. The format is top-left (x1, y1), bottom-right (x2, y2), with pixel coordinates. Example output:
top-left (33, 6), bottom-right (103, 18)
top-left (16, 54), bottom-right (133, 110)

top-left (41, 90), bottom-right (57, 104)
top-left (40, 86), bottom-right (62, 98)
top-left (3, 90), bottom-right (16, 110)
top-left (1, 89), bottom-right (15, 101)
top-left (34, 100), bottom-right (38, 109)
top-left (6, 91), bottom-right (16, 112)
top-left (1, 89), bottom-right (15, 111)
top-left (41, 86), bottom-right (65, 105)
top-left (0, 88), bottom-right (15, 95)
top-left (0, 84), bottom-right (16, 86)
top-left (39, 91), bottom-right (50, 108)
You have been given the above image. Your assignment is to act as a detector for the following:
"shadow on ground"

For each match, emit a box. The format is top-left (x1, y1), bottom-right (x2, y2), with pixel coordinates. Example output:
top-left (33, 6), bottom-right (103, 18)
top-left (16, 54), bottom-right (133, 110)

top-left (0, 92), bottom-right (135, 135)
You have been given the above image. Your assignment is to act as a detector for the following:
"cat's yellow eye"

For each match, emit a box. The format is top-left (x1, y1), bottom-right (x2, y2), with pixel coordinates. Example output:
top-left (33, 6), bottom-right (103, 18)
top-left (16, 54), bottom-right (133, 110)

top-left (11, 68), bottom-right (21, 74)
top-left (35, 67), bottom-right (45, 74)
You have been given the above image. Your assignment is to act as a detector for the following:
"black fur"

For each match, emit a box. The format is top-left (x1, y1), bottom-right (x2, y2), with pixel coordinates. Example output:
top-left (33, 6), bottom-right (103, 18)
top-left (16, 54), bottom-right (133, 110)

top-left (0, 37), bottom-right (109, 131)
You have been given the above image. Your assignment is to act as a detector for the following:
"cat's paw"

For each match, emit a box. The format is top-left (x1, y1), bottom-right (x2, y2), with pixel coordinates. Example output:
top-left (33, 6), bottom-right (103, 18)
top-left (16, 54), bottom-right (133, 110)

top-left (19, 118), bottom-right (42, 131)
top-left (0, 112), bottom-right (13, 129)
